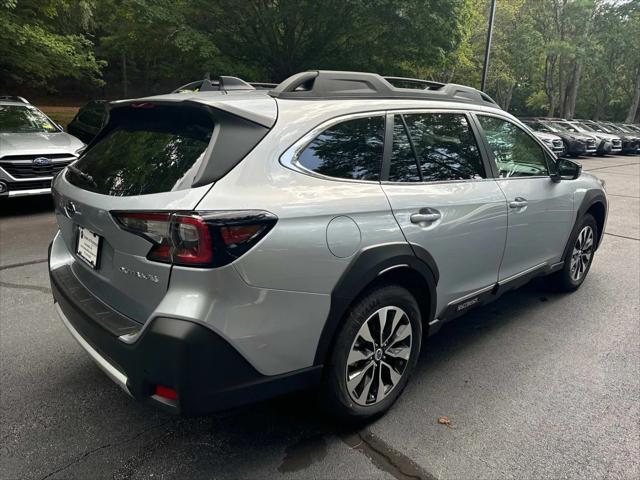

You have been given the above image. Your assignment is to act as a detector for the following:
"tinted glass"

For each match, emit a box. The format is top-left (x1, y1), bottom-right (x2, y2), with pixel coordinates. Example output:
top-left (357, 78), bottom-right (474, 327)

top-left (297, 116), bottom-right (384, 181)
top-left (389, 113), bottom-right (485, 182)
top-left (66, 105), bottom-right (213, 196)
top-left (0, 105), bottom-right (59, 133)
top-left (478, 115), bottom-right (549, 178)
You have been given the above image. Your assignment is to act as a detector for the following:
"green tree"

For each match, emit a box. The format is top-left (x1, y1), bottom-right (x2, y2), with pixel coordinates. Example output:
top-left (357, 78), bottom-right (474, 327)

top-left (0, 0), bottom-right (104, 89)
top-left (188, 0), bottom-right (471, 82)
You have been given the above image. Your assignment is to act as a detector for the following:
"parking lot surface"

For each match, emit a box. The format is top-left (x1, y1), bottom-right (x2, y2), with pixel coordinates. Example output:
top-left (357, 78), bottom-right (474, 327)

top-left (1, 155), bottom-right (639, 480)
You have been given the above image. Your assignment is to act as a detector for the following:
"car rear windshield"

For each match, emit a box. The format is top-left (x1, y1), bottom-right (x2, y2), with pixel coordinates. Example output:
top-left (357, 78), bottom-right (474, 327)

top-left (66, 105), bottom-right (214, 196)
top-left (0, 105), bottom-right (59, 133)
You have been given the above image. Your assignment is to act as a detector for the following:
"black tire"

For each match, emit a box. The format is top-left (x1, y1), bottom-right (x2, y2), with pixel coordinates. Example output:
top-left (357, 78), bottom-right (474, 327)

top-left (548, 214), bottom-right (598, 292)
top-left (323, 284), bottom-right (422, 422)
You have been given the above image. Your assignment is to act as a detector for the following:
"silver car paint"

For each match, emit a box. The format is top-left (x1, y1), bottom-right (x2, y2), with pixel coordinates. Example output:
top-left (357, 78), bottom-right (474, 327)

top-left (495, 177), bottom-right (574, 279)
top-left (52, 175), bottom-right (214, 323)
top-left (0, 113), bottom-right (84, 197)
top-left (49, 91), bottom-right (607, 379)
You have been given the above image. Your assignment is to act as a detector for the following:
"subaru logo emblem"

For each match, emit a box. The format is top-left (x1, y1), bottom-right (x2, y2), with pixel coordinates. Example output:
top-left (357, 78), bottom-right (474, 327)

top-left (64, 201), bottom-right (77, 218)
top-left (33, 157), bottom-right (52, 166)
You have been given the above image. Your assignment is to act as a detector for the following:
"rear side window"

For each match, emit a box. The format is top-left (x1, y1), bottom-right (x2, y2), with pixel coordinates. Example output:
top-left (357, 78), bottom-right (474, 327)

top-left (66, 105), bottom-right (214, 196)
top-left (296, 116), bottom-right (384, 181)
top-left (389, 113), bottom-right (485, 182)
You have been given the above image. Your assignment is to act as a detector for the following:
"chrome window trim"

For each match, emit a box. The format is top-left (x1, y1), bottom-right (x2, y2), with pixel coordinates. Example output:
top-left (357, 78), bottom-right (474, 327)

top-left (279, 106), bottom-right (506, 186)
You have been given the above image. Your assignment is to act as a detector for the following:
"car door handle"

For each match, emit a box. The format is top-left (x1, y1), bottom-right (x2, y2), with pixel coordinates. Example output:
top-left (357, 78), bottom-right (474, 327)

top-left (509, 198), bottom-right (528, 209)
top-left (410, 212), bottom-right (441, 223)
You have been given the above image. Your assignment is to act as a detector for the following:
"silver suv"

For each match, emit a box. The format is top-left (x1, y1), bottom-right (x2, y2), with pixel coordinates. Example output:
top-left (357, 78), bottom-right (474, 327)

top-left (49, 71), bottom-right (607, 420)
top-left (0, 97), bottom-right (84, 198)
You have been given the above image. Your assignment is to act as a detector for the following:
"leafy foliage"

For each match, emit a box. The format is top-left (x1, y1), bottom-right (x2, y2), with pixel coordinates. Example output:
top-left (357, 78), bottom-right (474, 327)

top-left (1, 0), bottom-right (638, 121)
top-left (0, 0), bottom-right (104, 88)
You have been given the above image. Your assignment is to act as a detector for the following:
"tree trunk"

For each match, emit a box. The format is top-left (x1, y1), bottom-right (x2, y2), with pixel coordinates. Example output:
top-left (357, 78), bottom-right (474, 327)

top-left (122, 51), bottom-right (128, 98)
top-left (626, 70), bottom-right (640, 123)
top-left (565, 61), bottom-right (582, 120)
top-left (558, 56), bottom-right (566, 117)
top-left (545, 55), bottom-right (558, 117)
top-left (504, 83), bottom-right (515, 111)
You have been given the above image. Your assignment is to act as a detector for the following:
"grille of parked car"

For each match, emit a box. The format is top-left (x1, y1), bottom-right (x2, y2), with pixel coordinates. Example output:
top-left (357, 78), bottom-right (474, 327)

top-left (0, 153), bottom-right (76, 179)
top-left (8, 179), bottom-right (53, 190)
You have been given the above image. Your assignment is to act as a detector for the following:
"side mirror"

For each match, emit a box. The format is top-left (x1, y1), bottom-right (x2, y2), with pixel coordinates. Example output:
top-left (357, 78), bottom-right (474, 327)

top-left (552, 158), bottom-right (582, 182)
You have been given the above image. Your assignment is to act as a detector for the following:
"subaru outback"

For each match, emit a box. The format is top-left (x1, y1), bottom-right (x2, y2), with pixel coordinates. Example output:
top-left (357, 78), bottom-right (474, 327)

top-left (49, 71), bottom-right (607, 420)
top-left (0, 97), bottom-right (85, 198)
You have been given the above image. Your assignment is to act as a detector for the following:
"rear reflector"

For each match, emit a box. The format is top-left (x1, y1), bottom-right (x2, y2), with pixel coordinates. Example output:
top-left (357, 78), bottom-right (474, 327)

top-left (155, 385), bottom-right (178, 400)
top-left (112, 210), bottom-right (277, 268)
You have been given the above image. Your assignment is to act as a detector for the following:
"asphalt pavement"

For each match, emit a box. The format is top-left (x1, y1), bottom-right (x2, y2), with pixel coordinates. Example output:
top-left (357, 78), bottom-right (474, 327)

top-left (1, 154), bottom-right (638, 480)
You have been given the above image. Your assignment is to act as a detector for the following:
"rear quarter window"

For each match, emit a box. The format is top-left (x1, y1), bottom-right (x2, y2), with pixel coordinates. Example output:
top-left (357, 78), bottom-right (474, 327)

top-left (296, 116), bottom-right (384, 181)
top-left (66, 105), bottom-right (214, 196)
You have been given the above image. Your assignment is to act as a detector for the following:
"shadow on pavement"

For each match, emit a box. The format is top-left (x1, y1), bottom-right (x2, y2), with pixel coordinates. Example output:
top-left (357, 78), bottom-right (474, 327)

top-left (51, 282), bottom-right (551, 479)
top-left (0, 195), bottom-right (54, 218)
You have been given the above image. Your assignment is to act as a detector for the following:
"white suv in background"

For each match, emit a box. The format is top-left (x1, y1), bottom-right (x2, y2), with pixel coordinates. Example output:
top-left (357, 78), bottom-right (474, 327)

top-left (0, 97), bottom-right (84, 198)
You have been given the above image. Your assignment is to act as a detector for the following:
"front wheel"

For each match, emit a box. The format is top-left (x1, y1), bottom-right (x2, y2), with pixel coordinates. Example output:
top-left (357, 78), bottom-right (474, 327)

top-left (549, 214), bottom-right (598, 292)
top-left (323, 284), bottom-right (422, 421)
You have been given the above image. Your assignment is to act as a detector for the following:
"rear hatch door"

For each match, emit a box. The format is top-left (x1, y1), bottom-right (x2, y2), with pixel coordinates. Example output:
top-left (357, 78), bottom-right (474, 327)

top-left (52, 99), bottom-right (273, 323)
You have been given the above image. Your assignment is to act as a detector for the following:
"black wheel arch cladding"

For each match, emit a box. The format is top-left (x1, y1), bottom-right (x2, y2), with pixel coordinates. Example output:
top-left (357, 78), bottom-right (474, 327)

top-left (562, 189), bottom-right (607, 261)
top-left (313, 242), bottom-right (438, 366)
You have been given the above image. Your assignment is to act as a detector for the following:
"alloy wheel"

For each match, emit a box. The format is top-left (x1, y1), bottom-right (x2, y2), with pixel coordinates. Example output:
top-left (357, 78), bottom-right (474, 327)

top-left (345, 306), bottom-right (412, 406)
top-left (570, 225), bottom-right (594, 281)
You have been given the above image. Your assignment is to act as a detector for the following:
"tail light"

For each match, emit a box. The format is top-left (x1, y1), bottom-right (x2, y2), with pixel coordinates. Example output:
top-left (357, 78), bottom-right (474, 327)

top-left (112, 210), bottom-right (277, 268)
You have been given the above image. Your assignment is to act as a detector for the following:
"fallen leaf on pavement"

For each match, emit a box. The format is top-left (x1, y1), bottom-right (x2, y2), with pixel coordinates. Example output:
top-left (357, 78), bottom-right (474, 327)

top-left (437, 416), bottom-right (452, 427)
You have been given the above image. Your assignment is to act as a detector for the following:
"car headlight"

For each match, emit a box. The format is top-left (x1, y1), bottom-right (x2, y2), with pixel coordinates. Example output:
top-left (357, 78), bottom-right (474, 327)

top-left (75, 145), bottom-right (87, 156)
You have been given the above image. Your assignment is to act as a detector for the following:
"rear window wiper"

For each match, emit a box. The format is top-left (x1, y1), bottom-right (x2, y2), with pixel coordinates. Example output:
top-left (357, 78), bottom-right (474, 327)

top-left (67, 164), bottom-right (97, 188)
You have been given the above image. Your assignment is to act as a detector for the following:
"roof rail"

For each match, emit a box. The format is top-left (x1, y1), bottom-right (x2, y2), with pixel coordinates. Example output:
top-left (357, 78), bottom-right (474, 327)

top-left (0, 95), bottom-right (29, 104)
top-left (383, 76), bottom-right (445, 90)
top-left (268, 70), bottom-right (498, 108)
top-left (173, 77), bottom-right (277, 94)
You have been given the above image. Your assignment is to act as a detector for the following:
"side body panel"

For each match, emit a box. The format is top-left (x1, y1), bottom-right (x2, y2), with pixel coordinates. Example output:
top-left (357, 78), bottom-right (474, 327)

top-left (381, 180), bottom-right (507, 315)
top-left (495, 177), bottom-right (574, 279)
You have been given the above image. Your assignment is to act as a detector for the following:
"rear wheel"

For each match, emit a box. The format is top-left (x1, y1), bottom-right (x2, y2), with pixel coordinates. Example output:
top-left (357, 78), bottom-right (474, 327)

top-left (323, 284), bottom-right (422, 421)
top-left (549, 214), bottom-right (598, 292)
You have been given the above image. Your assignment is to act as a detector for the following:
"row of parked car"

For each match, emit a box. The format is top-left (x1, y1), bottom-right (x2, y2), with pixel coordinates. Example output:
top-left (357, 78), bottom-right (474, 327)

top-left (1, 89), bottom-right (639, 199)
top-left (522, 117), bottom-right (640, 157)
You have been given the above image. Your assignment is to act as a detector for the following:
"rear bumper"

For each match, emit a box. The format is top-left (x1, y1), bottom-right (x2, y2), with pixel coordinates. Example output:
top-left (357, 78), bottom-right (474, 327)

top-left (50, 259), bottom-right (322, 415)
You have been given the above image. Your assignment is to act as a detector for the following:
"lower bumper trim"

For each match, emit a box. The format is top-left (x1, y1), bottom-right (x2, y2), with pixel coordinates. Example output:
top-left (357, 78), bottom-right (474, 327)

top-left (6, 187), bottom-right (51, 198)
top-left (55, 302), bottom-right (132, 397)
